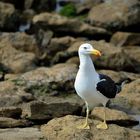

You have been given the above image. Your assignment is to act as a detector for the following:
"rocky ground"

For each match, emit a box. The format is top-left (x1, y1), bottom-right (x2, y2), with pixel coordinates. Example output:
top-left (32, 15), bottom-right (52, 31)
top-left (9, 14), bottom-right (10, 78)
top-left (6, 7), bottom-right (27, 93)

top-left (0, 0), bottom-right (140, 140)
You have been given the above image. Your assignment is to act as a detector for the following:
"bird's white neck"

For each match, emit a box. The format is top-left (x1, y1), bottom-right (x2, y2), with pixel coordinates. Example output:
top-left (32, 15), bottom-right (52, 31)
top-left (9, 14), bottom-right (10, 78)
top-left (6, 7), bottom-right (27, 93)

top-left (79, 53), bottom-right (97, 73)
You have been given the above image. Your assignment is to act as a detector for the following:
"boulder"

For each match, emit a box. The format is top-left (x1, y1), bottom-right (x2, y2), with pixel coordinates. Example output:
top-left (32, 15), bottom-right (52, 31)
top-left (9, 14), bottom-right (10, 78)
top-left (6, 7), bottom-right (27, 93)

top-left (0, 81), bottom-right (34, 107)
top-left (91, 107), bottom-right (138, 126)
top-left (110, 32), bottom-right (140, 46)
top-left (0, 117), bottom-right (31, 128)
top-left (0, 40), bottom-right (37, 73)
top-left (22, 101), bottom-right (82, 121)
top-left (0, 106), bottom-right (22, 118)
top-left (87, 0), bottom-right (140, 31)
top-left (62, 40), bottom-right (140, 72)
top-left (41, 115), bottom-right (140, 140)
top-left (0, 127), bottom-right (45, 140)
top-left (0, 2), bottom-right (19, 31)
top-left (33, 12), bottom-right (110, 38)
top-left (17, 63), bottom-right (78, 95)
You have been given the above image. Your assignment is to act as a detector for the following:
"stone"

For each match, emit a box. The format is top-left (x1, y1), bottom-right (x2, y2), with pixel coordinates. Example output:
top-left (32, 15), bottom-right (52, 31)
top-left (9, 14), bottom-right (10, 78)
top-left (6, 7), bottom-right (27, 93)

top-left (0, 117), bottom-right (31, 128)
top-left (33, 12), bottom-right (110, 38)
top-left (0, 40), bottom-right (37, 73)
top-left (110, 32), bottom-right (140, 46)
top-left (66, 40), bottom-right (140, 72)
top-left (22, 101), bottom-right (82, 121)
top-left (0, 2), bottom-right (19, 31)
top-left (0, 81), bottom-right (34, 107)
top-left (91, 107), bottom-right (138, 126)
top-left (0, 127), bottom-right (45, 140)
top-left (41, 115), bottom-right (140, 140)
top-left (87, 0), bottom-right (140, 31)
top-left (17, 63), bottom-right (78, 95)
top-left (0, 107), bottom-right (22, 118)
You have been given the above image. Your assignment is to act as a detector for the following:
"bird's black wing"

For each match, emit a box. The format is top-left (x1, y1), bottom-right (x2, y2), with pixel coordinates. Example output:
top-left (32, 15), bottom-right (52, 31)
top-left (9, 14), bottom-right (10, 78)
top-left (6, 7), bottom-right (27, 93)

top-left (96, 74), bottom-right (118, 98)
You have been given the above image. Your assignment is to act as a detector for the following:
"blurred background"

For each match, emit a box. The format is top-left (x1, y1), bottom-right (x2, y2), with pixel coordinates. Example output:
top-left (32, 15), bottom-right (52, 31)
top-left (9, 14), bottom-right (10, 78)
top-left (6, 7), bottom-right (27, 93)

top-left (0, 0), bottom-right (140, 139)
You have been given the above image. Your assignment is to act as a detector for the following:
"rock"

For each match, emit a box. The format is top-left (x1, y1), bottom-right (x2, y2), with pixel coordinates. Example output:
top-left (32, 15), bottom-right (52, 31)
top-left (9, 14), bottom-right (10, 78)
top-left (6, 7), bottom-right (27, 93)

top-left (110, 32), bottom-right (140, 46)
top-left (0, 2), bottom-right (19, 31)
top-left (76, 0), bottom-right (103, 14)
top-left (0, 127), bottom-right (45, 140)
top-left (27, 0), bottom-right (56, 12)
top-left (0, 117), bottom-right (31, 128)
top-left (0, 81), bottom-right (34, 107)
top-left (41, 115), bottom-right (140, 140)
top-left (0, 107), bottom-right (22, 118)
top-left (66, 40), bottom-right (140, 72)
top-left (17, 63), bottom-right (78, 95)
top-left (98, 69), bottom-right (140, 82)
top-left (0, 40), bottom-right (37, 73)
top-left (124, 46), bottom-right (140, 63)
top-left (91, 107), bottom-right (138, 126)
top-left (33, 12), bottom-right (110, 38)
top-left (87, 0), bottom-right (140, 31)
top-left (22, 101), bottom-right (82, 121)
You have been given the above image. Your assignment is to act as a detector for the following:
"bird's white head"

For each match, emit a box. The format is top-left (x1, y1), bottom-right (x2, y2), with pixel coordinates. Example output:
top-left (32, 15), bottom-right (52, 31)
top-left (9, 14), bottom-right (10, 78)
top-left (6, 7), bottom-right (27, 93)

top-left (79, 43), bottom-right (101, 57)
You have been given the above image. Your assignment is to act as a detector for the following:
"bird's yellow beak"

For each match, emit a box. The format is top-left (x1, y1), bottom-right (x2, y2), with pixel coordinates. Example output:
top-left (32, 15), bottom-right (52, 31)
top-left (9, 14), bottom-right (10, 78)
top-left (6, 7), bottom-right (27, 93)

top-left (90, 49), bottom-right (101, 57)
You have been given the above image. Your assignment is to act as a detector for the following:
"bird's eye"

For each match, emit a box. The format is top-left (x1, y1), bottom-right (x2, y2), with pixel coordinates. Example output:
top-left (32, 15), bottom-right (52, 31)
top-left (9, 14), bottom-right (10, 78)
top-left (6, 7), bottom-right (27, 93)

top-left (84, 47), bottom-right (87, 49)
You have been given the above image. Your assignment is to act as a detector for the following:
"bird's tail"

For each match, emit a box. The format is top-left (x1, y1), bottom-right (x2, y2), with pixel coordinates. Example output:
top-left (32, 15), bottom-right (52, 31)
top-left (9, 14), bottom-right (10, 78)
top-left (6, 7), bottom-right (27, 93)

top-left (115, 78), bottom-right (131, 94)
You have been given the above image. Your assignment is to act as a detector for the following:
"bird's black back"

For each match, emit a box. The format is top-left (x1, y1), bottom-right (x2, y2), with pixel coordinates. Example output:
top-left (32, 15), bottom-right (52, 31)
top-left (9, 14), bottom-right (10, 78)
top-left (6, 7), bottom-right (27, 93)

top-left (96, 74), bottom-right (118, 98)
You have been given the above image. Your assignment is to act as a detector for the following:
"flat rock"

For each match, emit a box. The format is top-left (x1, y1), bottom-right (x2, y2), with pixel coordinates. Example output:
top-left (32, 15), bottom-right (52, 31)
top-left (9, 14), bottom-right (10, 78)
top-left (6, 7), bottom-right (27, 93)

top-left (17, 63), bottom-right (78, 95)
top-left (110, 32), bottom-right (140, 46)
top-left (87, 0), bottom-right (140, 31)
top-left (41, 115), bottom-right (140, 140)
top-left (0, 117), bottom-right (31, 128)
top-left (33, 12), bottom-right (110, 38)
top-left (91, 107), bottom-right (138, 126)
top-left (0, 81), bottom-right (34, 107)
top-left (0, 127), bottom-right (45, 140)
top-left (0, 106), bottom-right (22, 118)
top-left (22, 101), bottom-right (82, 121)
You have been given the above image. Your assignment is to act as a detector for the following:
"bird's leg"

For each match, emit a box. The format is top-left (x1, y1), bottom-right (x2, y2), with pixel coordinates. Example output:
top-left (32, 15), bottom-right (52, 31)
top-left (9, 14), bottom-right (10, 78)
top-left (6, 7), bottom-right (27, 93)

top-left (77, 102), bottom-right (90, 129)
top-left (96, 106), bottom-right (108, 130)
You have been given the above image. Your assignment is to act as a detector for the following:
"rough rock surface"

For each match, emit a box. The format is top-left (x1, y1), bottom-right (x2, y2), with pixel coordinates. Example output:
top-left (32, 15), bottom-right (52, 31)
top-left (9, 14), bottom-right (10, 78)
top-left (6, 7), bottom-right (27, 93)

top-left (22, 101), bottom-right (82, 121)
top-left (0, 127), bottom-right (45, 140)
top-left (41, 115), bottom-right (140, 140)
top-left (110, 32), bottom-right (140, 46)
top-left (33, 12), bottom-right (110, 38)
top-left (87, 0), bottom-right (140, 31)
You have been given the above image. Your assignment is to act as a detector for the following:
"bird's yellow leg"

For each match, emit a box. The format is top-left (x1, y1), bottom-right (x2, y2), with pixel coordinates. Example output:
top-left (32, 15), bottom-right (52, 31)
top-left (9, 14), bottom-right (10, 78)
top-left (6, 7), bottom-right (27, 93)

top-left (96, 106), bottom-right (108, 130)
top-left (77, 102), bottom-right (90, 129)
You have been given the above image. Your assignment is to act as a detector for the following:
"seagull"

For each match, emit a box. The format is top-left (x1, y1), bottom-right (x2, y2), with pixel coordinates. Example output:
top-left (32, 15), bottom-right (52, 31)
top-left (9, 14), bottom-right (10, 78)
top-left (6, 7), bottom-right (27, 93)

top-left (74, 43), bottom-right (126, 130)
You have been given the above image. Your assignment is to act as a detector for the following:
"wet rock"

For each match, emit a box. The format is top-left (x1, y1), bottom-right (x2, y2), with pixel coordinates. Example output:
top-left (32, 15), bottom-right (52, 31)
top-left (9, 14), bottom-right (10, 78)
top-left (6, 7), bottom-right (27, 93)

top-left (110, 32), bottom-right (140, 46)
top-left (87, 0), bottom-right (140, 31)
top-left (41, 115), bottom-right (140, 140)
top-left (0, 106), bottom-right (22, 118)
top-left (0, 81), bottom-right (34, 107)
top-left (0, 40), bottom-right (37, 73)
top-left (33, 12), bottom-right (110, 38)
top-left (0, 127), bottom-right (45, 140)
top-left (0, 2), bottom-right (20, 31)
top-left (22, 101), bottom-right (82, 121)
top-left (17, 63), bottom-right (78, 95)
top-left (0, 117), bottom-right (31, 128)
top-left (91, 107), bottom-right (138, 126)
